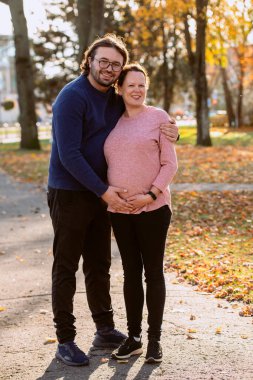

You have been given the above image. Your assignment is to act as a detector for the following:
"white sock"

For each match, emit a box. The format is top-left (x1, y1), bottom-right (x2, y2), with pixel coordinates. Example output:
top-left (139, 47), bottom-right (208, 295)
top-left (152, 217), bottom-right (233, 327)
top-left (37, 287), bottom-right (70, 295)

top-left (133, 336), bottom-right (141, 342)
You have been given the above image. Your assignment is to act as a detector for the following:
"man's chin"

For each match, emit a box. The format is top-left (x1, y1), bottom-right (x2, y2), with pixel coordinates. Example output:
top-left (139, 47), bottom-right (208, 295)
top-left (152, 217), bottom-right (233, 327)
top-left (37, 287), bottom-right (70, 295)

top-left (97, 80), bottom-right (114, 88)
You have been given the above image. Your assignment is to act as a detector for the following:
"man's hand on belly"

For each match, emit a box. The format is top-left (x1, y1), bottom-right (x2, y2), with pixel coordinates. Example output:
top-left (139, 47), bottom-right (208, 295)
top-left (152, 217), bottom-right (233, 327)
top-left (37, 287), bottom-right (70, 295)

top-left (101, 186), bottom-right (133, 212)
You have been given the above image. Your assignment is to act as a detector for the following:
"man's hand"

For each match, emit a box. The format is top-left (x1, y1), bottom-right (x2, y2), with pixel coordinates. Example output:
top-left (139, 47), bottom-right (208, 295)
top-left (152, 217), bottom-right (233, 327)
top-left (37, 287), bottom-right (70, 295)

top-left (160, 117), bottom-right (179, 142)
top-left (101, 186), bottom-right (133, 212)
top-left (127, 193), bottom-right (153, 211)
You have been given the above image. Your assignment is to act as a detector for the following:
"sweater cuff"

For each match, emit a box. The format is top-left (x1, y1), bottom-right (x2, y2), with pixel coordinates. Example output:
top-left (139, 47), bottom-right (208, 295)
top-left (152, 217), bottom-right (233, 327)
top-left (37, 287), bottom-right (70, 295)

top-left (96, 183), bottom-right (109, 197)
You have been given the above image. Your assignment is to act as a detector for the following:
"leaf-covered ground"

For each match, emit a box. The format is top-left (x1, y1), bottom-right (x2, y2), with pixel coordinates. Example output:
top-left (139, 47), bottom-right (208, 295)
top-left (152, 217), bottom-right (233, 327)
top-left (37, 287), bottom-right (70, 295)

top-left (166, 191), bottom-right (253, 311)
top-left (0, 142), bottom-right (50, 185)
top-left (175, 145), bottom-right (253, 184)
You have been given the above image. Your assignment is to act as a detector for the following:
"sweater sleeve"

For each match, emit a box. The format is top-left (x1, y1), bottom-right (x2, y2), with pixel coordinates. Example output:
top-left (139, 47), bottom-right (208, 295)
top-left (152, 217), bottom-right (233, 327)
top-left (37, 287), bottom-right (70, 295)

top-left (53, 89), bottom-right (108, 197)
top-left (152, 116), bottom-right (178, 192)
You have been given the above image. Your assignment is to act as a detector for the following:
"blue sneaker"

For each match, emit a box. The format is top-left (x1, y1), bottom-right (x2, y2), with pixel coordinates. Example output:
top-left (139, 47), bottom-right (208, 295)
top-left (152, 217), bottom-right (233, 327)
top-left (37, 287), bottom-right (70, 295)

top-left (92, 327), bottom-right (127, 348)
top-left (56, 341), bottom-right (89, 366)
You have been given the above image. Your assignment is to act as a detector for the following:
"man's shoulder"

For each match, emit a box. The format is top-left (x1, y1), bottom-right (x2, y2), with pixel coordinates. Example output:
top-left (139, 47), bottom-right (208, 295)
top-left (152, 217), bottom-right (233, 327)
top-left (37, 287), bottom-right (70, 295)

top-left (60, 75), bottom-right (86, 95)
top-left (53, 76), bottom-right (88, 106)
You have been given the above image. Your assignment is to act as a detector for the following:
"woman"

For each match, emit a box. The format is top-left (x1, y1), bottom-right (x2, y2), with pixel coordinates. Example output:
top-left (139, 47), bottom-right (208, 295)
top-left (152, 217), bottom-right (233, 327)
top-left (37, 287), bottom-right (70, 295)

top-left (104, 64), bottom-right (178, 363)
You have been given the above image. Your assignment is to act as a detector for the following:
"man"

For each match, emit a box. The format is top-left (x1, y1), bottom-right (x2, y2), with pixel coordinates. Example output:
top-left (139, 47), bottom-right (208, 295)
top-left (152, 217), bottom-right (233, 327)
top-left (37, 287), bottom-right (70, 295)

top-left (47, 34), bottom-right (179, 367)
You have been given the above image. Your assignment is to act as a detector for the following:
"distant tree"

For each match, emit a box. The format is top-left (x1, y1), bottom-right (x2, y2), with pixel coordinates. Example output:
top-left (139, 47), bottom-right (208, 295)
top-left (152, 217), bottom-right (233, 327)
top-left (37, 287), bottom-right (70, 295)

top-left (33, 0), bottom-right (79, 107)
top-left (118, 0), bottom-right (182, 112)
top-left (0, 0), bottom-right (40, 149)
top-left (77, 0), bottom-right (105, 63)
top-left (184, 1), bottom-right (212, 146)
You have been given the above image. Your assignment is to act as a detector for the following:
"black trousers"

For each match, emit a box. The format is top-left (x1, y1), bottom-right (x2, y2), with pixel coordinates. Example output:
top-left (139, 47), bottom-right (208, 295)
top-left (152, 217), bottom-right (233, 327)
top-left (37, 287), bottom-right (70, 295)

top-left (110, 206), bottom-right (171, 340)
top-left (47, 188), bottom-right (114, 343)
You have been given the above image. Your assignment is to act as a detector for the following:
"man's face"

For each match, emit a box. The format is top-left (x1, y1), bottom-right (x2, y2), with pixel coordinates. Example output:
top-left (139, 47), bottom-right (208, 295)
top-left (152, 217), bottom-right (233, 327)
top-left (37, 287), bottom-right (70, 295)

top-left (88, 47), bottom-right (124, 91)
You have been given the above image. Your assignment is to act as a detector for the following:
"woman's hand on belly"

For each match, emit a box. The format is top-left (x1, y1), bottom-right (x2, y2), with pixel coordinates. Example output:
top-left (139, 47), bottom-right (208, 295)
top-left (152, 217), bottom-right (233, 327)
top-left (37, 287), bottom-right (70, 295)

top-left (127, 193), bottom-right (153, 212)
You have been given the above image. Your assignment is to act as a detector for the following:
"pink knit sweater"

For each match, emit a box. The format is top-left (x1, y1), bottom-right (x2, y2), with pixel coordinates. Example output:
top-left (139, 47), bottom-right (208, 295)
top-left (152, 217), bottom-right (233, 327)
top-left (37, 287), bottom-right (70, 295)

top-left (104, 105), bottom-right (178, 213)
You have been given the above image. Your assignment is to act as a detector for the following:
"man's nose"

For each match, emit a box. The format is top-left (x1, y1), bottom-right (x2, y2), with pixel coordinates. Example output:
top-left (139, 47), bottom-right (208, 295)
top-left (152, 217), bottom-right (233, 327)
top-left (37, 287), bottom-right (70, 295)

top-left (106, 64), bottom-right (113, 72)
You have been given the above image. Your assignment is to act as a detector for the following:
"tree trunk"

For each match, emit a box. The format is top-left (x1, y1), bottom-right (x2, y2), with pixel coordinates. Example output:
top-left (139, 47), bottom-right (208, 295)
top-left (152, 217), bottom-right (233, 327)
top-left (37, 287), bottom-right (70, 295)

top-left (77, 0), bottom-right (104, 65)
top-left (76, 0), bottom-right (91, 64)
top-left (8, 0), bottom-right (40, 149)
top-left (220, 66), bottom-right (235, 128)
top-left (195, 0), bottom-right (211, 146)
top-left (236, 61), bottom-right (244, 128)
top-left (184, 14), bottom-right (195, 77)
top-left (162, 25), bottom-right (178, 113)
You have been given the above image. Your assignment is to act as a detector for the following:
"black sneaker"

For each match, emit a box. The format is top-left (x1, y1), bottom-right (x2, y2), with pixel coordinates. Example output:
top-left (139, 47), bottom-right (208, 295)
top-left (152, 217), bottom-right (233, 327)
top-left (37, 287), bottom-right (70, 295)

top-left (56, 341), bottom-right (89, 366)
top-left (145, 339), bottom-right (163, 363)
top-left (112, 336), bottom-right (143, 359)
top-left (92, 327), bottom-right (127, 348)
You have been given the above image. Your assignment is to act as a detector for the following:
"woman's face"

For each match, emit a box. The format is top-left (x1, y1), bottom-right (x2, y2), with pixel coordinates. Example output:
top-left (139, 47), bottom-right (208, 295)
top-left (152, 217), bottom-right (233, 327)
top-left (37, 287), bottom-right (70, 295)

top-left (119, 71), bottom-right (147, 108)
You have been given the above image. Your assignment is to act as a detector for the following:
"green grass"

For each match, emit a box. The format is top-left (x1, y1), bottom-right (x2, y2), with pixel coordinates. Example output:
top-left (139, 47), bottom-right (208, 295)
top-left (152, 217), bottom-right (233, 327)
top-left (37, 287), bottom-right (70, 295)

top-left (178, 127), bottom-right (253, 146)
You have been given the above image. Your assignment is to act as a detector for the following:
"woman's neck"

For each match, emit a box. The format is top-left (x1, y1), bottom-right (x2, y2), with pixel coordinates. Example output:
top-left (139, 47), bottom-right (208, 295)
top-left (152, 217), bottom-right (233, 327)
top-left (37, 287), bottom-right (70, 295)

top-left (124, 105), bottom-right (145, 118)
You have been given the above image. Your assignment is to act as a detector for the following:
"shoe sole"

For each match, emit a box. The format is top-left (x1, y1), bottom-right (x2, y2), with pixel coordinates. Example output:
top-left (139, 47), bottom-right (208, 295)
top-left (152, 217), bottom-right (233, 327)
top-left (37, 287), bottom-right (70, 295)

top-left (112, 348), bottom-right (143, 359)
top-left (145, 356), bottom-right (163, 364)
top-left (55, 353), bottom-right (89, 366)
top-left (92, 341), bottom-right (122, 348)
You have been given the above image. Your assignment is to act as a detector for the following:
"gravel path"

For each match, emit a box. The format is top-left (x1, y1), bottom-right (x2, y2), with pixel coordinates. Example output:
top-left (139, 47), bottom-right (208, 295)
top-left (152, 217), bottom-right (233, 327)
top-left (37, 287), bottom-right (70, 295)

top-left (0, 171), bottom-right (252, 380)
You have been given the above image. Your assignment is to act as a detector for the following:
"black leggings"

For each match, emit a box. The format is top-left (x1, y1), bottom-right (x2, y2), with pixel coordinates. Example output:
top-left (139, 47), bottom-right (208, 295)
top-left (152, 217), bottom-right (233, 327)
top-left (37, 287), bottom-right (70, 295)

top-left (110, 205), bottom-right (171, 340)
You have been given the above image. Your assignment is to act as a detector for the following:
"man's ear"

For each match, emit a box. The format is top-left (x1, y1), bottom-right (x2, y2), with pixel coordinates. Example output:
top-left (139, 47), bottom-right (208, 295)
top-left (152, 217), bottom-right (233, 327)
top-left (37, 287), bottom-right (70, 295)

top-left (88, 57), bottom-right (91, 67)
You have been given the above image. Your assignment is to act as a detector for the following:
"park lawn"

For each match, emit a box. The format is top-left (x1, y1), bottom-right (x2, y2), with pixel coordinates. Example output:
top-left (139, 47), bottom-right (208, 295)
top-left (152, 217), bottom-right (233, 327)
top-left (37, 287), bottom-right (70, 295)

top-left (0, 128), bottom-right (252, 185)
top-left (165, 191), bottom-right (253, 312)
top-left (175, 127), bottom-right (253, 183)
top-left (0, 141), bottom-right (50, 185)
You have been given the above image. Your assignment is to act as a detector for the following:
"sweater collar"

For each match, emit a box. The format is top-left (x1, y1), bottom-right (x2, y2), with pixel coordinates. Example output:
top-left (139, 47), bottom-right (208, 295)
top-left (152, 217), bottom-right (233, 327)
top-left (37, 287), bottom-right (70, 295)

top-left (82, 74), bottom-right (114, 98)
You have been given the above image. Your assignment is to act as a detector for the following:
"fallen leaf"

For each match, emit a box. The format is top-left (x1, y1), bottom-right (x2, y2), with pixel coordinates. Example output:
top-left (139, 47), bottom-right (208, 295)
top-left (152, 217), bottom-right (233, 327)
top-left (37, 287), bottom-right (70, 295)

top-left (240, 335), bottom-right (248, 339)
top-left (239, 305), bottom-right (253, 317)
top-left (44, 337), bottom-right (57, 345)
top-left (188, 328), bottom-right (197, 333)
top-left (190, 315), bottom-right (196, 320)
top-left (0, 306), bottom-right (6, 312)
top-left (15, 256), bottom-right (25, 263)
top-left (40, 309), bottom-right (49, 314)
top-left (186, 334), bottom-right (195, 340)
top-left (215, 327), bottom-right (222, 335)
top-left (101, 358), bottom-right (109, 363)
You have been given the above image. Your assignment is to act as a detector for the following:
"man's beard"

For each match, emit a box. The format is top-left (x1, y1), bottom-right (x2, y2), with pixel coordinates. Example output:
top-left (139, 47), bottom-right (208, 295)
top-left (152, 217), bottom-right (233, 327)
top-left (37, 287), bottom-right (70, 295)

top-left (90, 65), bottom-right (116, 88)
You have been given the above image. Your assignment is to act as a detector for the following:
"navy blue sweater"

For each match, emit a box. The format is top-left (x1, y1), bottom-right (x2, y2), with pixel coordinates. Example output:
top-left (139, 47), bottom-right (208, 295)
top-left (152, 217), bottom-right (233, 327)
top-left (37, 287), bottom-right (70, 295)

top-left (48, 75), bottom-right (125, 196)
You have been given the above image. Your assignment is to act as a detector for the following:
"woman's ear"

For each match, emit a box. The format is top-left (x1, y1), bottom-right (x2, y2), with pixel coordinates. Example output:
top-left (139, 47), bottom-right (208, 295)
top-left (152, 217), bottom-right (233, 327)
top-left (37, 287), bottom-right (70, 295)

top-left (118, 86), bottom-right (122, 96)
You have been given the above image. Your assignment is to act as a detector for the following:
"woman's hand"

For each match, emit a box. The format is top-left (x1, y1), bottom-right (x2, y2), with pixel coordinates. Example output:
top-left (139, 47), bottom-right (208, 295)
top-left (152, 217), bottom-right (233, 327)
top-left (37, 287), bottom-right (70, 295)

top-left (127, 193), bottom-right (153, 211)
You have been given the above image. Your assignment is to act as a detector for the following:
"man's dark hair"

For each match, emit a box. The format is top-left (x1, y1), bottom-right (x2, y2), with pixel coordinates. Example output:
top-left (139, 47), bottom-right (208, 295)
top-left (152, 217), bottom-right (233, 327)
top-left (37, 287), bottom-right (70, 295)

top-left (80, 34), bottom-right (129, 75)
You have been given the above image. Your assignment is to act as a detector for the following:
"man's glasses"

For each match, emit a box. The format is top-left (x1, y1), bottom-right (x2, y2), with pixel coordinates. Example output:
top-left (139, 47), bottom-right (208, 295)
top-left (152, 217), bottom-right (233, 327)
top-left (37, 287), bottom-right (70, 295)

top-left (93, 58), bottom-right (123, 72)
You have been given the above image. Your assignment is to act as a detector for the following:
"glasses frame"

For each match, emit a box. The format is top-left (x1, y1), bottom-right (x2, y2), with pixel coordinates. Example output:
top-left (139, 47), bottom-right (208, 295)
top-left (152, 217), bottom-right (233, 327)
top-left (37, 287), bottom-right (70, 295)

top-left (93, 58), bottom-right (123, 72)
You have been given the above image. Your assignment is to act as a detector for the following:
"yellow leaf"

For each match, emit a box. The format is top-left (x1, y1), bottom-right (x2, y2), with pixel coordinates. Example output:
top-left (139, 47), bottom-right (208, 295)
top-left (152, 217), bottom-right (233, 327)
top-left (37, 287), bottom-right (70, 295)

top-left (44, 337), bottom-right (57, 345)
top-left (215, 327), bottom-right (222, 334)
top-left (188, 328), bottom-right (197, 333)
top-left (15, 256), bottom-right (25, 263)
top-left (240, 335), bottom-right (248, 339)
top-left (0, 306), bottom-right (6, 312)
